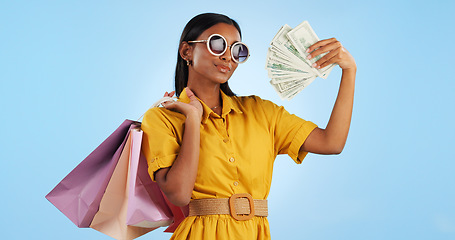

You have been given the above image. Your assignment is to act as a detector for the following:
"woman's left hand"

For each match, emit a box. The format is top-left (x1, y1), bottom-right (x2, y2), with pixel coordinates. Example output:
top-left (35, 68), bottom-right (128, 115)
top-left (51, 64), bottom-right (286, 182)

top-left (306, 38), bottom-right (356, 71)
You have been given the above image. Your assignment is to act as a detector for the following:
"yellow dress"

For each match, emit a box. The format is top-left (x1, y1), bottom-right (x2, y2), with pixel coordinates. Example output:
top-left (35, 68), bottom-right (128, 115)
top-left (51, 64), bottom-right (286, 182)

top-left (141, 88), bottom-right (317, 239)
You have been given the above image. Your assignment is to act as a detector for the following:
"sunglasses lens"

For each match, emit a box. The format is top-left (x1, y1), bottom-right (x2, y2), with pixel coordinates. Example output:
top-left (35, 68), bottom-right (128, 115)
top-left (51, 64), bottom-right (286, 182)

top-left (232, 43), bottom-right (249, 63)
top-left (209, 35), bottom-right (226, 55)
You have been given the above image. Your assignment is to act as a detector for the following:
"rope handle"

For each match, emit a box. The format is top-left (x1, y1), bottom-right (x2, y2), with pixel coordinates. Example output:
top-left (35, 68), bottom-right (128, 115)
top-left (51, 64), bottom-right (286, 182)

top-left (136, 96), bottom-right (178, 121)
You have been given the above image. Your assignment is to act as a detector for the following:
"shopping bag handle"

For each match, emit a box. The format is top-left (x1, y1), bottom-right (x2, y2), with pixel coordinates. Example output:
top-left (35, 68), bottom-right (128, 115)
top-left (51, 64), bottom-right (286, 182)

top-left (137, 96), bottom-right (178, 121)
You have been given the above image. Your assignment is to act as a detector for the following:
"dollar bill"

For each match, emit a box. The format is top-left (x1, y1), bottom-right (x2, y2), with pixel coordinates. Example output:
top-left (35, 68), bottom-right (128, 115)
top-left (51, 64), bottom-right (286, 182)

top-left (270, 25), bottom-right (310, 65)
top-left (270, 76), bottom-right (316, 100)
top-left (266, 49), bottom-right (300, 70)
top-left (286, 21), bottom-right (335, 79)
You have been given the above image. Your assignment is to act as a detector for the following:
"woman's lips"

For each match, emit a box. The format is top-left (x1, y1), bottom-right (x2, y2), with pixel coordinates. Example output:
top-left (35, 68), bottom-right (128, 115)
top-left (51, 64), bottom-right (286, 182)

top-left (216, 64), bottom-right (231, 73)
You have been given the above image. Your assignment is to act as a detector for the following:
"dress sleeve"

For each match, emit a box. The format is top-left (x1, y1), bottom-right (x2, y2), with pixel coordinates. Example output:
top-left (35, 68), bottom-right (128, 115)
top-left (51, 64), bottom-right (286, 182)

top-left (259, 97), bottom-right (318, 164)
top-left (141, 107), bottom-right (181, 181)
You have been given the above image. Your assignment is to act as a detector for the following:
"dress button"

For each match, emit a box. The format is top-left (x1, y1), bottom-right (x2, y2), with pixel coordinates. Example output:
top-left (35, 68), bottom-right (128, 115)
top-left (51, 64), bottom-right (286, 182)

top-left (229, 157), bottom-right (235, 163)
top-left (233, 181), bottom-right (239, 186)
top-left (223, 138), bottom-right (229, 143)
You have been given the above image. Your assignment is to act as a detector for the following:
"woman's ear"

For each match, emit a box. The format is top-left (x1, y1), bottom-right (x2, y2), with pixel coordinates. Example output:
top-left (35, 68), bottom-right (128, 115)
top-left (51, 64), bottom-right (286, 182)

top-left (179, 42), bottom-right (192, 61)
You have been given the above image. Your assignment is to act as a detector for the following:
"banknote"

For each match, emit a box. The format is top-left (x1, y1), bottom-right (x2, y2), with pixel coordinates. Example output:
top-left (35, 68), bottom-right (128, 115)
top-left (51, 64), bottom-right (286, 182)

top-left (286, 21), bottom-right (335, 79)
top-left (266, 21), bottom-right (336, 100)
top-left (270, 25), bottom-right (311, 68)
top-left (270, 76), bottom-right (316, 101)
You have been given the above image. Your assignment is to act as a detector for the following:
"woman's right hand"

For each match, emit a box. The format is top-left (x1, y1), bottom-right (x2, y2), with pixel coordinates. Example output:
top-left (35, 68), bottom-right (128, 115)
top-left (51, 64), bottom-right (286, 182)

top-left (162, 88), bottom-right (203, 122)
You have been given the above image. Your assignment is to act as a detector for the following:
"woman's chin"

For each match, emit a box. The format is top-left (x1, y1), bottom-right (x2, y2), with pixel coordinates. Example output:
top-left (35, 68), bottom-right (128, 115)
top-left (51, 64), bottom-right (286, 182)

top-left (214, 73), bottom-right (233, 84)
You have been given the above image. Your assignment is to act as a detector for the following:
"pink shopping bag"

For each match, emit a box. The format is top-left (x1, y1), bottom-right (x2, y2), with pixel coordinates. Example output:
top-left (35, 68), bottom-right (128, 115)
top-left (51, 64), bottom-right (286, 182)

top-left (46, 120), bottom-right (136, 227)
top-left (90, 131), bottom-right (156, 239)
top-left (126, 128), bottom-right (173, 228)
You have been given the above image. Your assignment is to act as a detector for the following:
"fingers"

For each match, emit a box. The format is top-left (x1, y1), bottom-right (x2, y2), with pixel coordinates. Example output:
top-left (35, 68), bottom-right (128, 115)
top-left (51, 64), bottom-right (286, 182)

top-left (161, 101), bottom-right (178, 112)
top-left (163, 91), bottom-right (176, 97)
top-left (160, 88), bottom-right (203, 120)
top-left (313, 47), bottom-right (339, 69)
top-left (161, 97), bottom-right (179, 109)
top-left (306, 38), bottom-right (338, 54)
top-left (161, 97), bottom-right (201, 119)
top-left (307, 39), bottom-right (341, 60)
top-left (305, 38), bottom-right (350, 69)
top-left (317, 53), bottom-right (338, 69)
top-left (162, 90), bottom-right (176, 107)
top-left (185, 88), bottom-right (198, 102)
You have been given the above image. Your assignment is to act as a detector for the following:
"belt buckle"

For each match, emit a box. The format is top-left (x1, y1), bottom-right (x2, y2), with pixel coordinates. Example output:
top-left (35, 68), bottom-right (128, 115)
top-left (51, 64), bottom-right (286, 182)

top-left (229, 193), bottom-right (255, 221)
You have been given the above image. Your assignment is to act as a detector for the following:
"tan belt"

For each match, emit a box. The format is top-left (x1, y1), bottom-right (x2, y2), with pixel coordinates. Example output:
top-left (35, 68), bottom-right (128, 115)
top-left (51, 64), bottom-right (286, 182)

top-left (188, 193), bottom-right (268, 221)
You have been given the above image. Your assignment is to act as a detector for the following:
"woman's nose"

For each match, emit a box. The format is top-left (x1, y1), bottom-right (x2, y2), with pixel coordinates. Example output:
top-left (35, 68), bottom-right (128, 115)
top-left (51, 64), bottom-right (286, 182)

top-left (220, 46), bottom-right (232, 62)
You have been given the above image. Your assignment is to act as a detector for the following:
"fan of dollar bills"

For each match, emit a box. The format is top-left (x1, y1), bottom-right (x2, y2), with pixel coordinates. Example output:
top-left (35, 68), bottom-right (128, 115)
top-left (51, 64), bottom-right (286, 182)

top-left (266, 21), bottom-right (336, 100)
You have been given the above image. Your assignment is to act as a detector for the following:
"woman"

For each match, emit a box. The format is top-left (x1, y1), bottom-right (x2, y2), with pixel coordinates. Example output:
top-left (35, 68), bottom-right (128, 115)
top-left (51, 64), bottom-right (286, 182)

top-left (141, 13), bottom-right (356, 239)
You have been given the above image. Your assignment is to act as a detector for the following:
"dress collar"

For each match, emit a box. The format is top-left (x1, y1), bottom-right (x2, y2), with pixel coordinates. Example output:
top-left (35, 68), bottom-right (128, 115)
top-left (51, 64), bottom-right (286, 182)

top-left (178, 88), bottom-right (243, 124)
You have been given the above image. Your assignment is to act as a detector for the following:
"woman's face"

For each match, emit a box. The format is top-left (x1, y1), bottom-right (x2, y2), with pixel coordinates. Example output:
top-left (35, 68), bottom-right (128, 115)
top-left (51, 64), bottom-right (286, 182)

top-left (187, 23), bottom-right (241, 86)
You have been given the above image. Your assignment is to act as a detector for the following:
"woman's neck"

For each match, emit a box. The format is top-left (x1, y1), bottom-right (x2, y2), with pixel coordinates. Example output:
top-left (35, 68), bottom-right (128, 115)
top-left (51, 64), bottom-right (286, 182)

top-left (186, 82), bottom-right (222, 111)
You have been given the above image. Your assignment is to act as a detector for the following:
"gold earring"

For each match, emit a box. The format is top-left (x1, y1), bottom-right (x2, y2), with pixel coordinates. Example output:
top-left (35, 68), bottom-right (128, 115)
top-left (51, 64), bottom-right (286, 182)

top-left (186, 59), bottom-right (190, 66)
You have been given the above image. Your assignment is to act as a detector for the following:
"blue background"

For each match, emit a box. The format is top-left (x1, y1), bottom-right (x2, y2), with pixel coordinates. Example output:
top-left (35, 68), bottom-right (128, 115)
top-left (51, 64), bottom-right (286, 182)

top-left (1, 0), bottom-right (454, 239)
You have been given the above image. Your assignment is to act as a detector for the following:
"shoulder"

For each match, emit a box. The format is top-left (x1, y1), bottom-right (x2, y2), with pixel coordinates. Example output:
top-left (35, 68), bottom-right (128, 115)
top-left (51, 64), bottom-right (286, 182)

top-left (142, 107), bottom-right (185, 128)
top-left (230, 95), bottom-right (285, 126)
top-left (232, 95), bottom-right (281, 112)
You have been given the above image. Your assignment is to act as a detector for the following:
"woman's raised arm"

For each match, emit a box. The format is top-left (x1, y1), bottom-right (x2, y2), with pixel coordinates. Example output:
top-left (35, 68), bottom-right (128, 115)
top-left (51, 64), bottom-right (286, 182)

top-left (301, 38), bottom-right (357, 155)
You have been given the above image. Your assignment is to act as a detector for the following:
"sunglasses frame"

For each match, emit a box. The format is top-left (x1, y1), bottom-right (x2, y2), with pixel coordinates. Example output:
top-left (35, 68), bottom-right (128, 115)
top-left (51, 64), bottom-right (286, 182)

top-left (188, 34), bottom-right (250, 64)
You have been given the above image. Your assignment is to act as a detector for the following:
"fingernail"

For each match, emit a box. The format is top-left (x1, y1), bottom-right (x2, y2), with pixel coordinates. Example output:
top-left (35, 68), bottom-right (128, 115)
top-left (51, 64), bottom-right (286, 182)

top-left (306, 49), bottom-right (310, 53)
top-left (312, 63), bottom-right (317, 67)
top-left (307, 55), bottom-right (311, 59)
